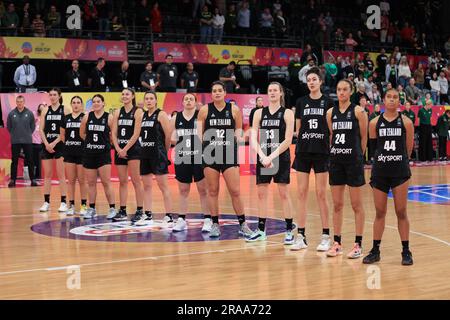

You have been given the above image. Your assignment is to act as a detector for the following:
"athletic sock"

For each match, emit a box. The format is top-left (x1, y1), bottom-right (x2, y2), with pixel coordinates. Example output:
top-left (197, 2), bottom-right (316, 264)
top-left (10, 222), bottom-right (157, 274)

top-left (258, 218), bottom-right (266, 232)
top-left (323, 228), bottom-right (330, 235)
top-left (372, 240), bottom-right (381, 253)
top-left (120, 206), bottom-right (126, 212)
top-left (401, 240), bottom-right (410, 252)
top-left (204, 214), bottom-right (212, 219)
top-left (61, 196), bottom-right (66, 203)
top-left (355, 235), bottom-right (363, 247)
top-left (179, 214), bottom-right (186, 220)
top-left (144, 211), bottom-right (152, 218)
top-left (212, 216), bottom-right (219, 224)
top-left (89, 203), bottom-right (95, 209)
top-left (237, 215), bottom-right (245, 225)
top-left (136, 206), bottom-right (143, 212)
top-left (334, 235), bottom-right (342, 245)
top-left (165, 213), bottom-right (173, 219)
top-left (298, 228), bottom-right (307, 244)
top-left (69, 200), bottom-right (75, 206)
top-left (44, 194), bottom-right (50, 203)
top-left (109, 204), bottom-right (115, 209)
top-left (81, 199), bottom-right (87, 206)
top-left (285, 218), bottom-right (293, 231)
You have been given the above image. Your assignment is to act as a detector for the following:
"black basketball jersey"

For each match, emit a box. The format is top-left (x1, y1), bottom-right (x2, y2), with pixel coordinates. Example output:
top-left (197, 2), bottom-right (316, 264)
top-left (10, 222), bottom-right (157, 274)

top-left (203, 102), bottom-right (237, 163)
top-left (140, 109), bottom-right (167, 159)
top-left (296, 95), bottom-right (332, 155)
top-left (63, 112), bottom-right (84, 155)
top-left (372, 113), bottom-right (411, 178)
top-left (330, 103), bottom-right (363, 163)
top-left (84, 111), bottom-right (110, 154)
top-left (259, 106), bottom-right (290, 162)
top-left (175, 110), bottom-right (202, 165)
top-left (117, 106), bottom-right (140, 151)
top-left (44, 104), bottom-right (64, 143)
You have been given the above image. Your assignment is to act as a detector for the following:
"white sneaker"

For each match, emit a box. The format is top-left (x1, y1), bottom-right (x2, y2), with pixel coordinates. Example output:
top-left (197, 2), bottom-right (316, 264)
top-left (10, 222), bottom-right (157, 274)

top-left (290, 234), bottom-right (308, 251)
top-left (84, 208), bottom-right (97, 219)
top-left (316, 234), bottom-right (331, 252)
top-left (135, 213), bottom-right (153, 226)
top-left (172, 218), bottom-right (187, 232)
top-left (66, 205), bottom-right (75, 216)
top-left (106, 207), bottom-right (117, 219)
top-left (163, 215), bottom-right (174, 225)
top-left (201, 218), bottom-right (213, 232)
top-left (58, 202), bottom-right (68, 212)
top-left (39, 202), bottom-right (50, 212)
top-left (79, 204), bottom-right (88, 216)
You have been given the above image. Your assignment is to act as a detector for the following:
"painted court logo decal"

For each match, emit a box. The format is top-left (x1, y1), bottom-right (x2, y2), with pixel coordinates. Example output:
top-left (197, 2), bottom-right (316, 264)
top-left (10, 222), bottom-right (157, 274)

top-left (389, 184), bottom-right (450, 205)
top-left (31, 214), bottom-right (286, 243)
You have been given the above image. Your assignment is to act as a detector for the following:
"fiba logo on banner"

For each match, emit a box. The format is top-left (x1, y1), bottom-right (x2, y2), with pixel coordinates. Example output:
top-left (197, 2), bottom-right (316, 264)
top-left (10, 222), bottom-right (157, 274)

top-left (366, 5), bottom-right (381, 30)
top-left (66, 5), bottom-right (81, 30)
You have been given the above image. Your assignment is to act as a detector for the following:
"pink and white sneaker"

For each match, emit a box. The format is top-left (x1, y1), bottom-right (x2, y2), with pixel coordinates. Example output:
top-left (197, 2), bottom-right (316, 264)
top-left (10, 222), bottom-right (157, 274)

top-left (346, 243), bottom-right (363, 259)
top-left (326, 241), bottom-right (343, 257)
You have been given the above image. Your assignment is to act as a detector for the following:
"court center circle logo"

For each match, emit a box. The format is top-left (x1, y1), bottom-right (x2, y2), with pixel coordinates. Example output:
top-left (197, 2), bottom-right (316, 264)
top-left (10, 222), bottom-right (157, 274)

top-left (31, 213), bottom-right (287, 243)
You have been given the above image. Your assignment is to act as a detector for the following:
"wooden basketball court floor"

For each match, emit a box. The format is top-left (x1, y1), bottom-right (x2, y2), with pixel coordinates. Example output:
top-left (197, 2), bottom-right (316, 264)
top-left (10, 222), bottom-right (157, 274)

top-left (0, 165), bottom-right (449, 300)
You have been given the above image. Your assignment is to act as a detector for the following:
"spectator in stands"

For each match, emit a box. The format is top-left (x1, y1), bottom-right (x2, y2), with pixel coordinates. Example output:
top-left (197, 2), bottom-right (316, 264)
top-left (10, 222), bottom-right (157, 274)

top-left (324, 56), bottom-right (338, 89)
top-left (301, 44), bottom-right (318, 65)
top-left (66, 60), bottom-right (87, 92)
top-left (398, 56), bottom-right (412, 88)
top-left (405, 78), bottom-right (421, 105)
top-left (151, 2), bottom-right (162, 36)
top-left (368, 84), bottom-right (382, 105)
top-left (19, 2), bottom-right (32, 36)
top-left (377, 48), bottom-right (389, 81)
top-left (387, 22), bottom-right (397, 44)
top-left (2, 3), bottom-right (19, 36)
top-left (334, 28), bottom-right (345, 51)
top-left (324, 11), bottom-right (333, 45)
top-left (274, 10), bottom-right (287, 45)
top-left (298, 56), bottom-right (315, 95)
top-left (380, 0), bottom-right (390, 15)
top-left (383, 82), bottom-right (393, 98)
top-left (13, 56), bottom-right (36, 93)
top-left (219, 61), bottom-right (240, 93)
top-left (363, 53), bottom-right (375, 73)
top-left (429, 51), bottom-right (438, 69)
top-left (385, 57), bottom-right (398, 87)
top-left (88, 58), bottom-right (107, 92)
top-left (199, 5), bottom-right (212, 44)
top-left (430, 72), bottom-right (440, 105)
top-left (97, 0), bottom-right (111, 39)
top-left (180, 62), bottom-right (199, 93)
top-left (113, 61), bottom-right (131, 91)
top-left (140, 61), bottom-right (158, 91)
top-left (288, 53), bottom-right (302, 101)
top-left (438, 71), bottom-right (449, 104)
top-left (237, 2), bottom-right (251, 39)
top-left (398, 85), bottom-right (406, 105)
top-left (421, 92), bottom-right (435, 106)
top-left (7, 95), bottom-right (37, 188)
top-left (354, 30), bottom-right (365, 51)
top-left (345, 33), bottom-right (358, 52)
top-left (225, 3), bottom-right (237, 36)
top-left (392, 46), bottom-right (402, 64)
top-left (351, 83), bottom-right (370, 105)
top-left (436, 52), bottom-right (447, 73)
top-left (157, 54), bottom-right (178, 92)
top-left (444, 37), bottom-right (450, 58)
top-left (341, 56), bottom-right (354, 78)
top-left (413, 62), bottom-right (425, 90)
top-left (192, 0), bottom-right (204, 19)
top-left (418, 100), bottom-right (434, 162)
top-left (212, 7), bottom-right (225, 44)
top-left (47, 5), bottom-right (61, 38)
top-left (111, 15), bottom-right (124, 39)
top-left (259, 8), bottom-right (273, 36)
top-left (369, 104), bottom-right (381, 122)
top-left (31, 13), bottom-right (46, 37)
top-left (136, 0), bottom-right (150, 28)
top-left (380, 12), bottom-right (389, 43)
top-left (355, 73), bottom-right (370, 93)
top-left (84, 0), bottom-right (98, 37)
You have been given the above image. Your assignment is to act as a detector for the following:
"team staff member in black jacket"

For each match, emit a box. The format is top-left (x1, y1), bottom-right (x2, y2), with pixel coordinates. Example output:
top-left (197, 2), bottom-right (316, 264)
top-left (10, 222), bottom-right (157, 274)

top-left (363, 88), bottom-right (414, 266)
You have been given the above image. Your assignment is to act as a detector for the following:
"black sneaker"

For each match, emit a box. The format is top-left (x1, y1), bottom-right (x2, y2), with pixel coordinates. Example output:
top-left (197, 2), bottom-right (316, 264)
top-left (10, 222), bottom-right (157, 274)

top-left (8, 180), bottom-right (16, 188)
top-left (131, 210), bottom-right (144, 223)
top-left (401, 250), bottom-right (414, 266)
top-left (112, 209), bottom-right (128, 222)
top-left (363, 250), bottom-right (381, 264)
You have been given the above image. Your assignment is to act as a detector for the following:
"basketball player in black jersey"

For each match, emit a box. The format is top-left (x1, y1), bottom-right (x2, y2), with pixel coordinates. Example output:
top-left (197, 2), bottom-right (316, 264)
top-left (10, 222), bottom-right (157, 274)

top-left (60, 96), bottom-right (87, 216)
top-left (326, 79), bottom-right (368, 259)
top-left (246, 82), bottom-right (295, 243)
top-left (197, 81), bottom-right (253, 238)
top-left (134, 91), bottom-right (173, 226)
top-left (111, 88), bottom-right (144, 222)
top-left (363, 88), bottom-right (414, 265)
top-left (39, 88), bottom-right (69, 213)
top-left (291, 67), bottom-right (333, 252)
top-left (170, 93), bottom-right (209, 232)
top-left (79, 94), bottom-right (116, 219)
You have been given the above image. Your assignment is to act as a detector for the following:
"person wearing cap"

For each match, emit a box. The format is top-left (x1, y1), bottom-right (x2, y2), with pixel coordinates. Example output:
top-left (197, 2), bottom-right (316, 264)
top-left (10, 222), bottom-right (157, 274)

top-left (219, 61), bottom-right (240, 93)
